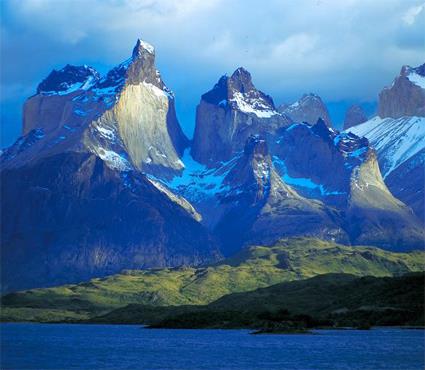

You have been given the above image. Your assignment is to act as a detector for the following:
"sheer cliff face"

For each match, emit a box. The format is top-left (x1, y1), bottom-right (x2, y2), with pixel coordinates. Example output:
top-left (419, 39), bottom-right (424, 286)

top-left (378, 64), bottom-right (425, 119)
top-left (347, 58), bottom-right (425, 223)
top-left (346, 151), bottom-right (424, 251)
top-left (385, 149), bottom-right (425, 223)
top-left (191, 68), bottom-right (291, 166)
top-left (269, 119), bottom-right (369, 205)
top-left (279, 93), bottom-right (332, 127)
top-left (18, 39), bottom-right (188, 178)
top-left (0, 39), bottom-right (217, 293)
top-left (268, 120), bottom-right (424, 250)
top-left (1, 152), bottom-right (218, 293)
top-left (213, 136), bottom-right (347, 255)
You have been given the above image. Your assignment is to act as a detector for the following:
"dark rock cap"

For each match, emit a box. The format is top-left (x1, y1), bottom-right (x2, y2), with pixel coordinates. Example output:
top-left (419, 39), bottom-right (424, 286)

top-left (37, 64), bottom-right (99, 94)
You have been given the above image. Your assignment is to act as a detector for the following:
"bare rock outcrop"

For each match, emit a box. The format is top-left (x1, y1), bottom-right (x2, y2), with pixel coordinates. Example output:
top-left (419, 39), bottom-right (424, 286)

top-left (191, 68), bottom-right (291, 166)
top-left (378, 64), bottom-right (425, 118)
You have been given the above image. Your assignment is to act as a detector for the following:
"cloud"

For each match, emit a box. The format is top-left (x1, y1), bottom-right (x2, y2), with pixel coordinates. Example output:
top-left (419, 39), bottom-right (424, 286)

top-left (402, 2), bottom-right (425, 25)
top-left (1, 0), bottom-right (424, 145)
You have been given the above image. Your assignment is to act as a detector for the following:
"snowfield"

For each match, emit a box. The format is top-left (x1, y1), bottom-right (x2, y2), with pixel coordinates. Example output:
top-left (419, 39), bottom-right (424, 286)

top-left (346, 116), bottom-right (425, 178)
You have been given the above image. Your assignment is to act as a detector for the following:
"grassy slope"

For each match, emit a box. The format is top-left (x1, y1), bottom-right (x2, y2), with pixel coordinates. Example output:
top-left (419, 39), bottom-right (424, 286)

top-left (1, 238), bottom-right (424, 322)
top-left (148, 273), bottom-right (425, 329)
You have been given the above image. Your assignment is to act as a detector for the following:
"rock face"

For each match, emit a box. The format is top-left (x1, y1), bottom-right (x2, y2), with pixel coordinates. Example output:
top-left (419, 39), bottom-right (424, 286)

top-left (279, 93), bottom-right (332, 127)
top-left (2, 43), bottom-right (424, 293)
top-left (269, 119), bottom-right (424, 250)
top-left (1, 152), bottom-right (218, 293)
top-left (213, 136), bottom-right (347, 255)
top-left (18, 38), bottom-right (189, 179)
top-left (378, 64), bottom-right (425, 118)
top-left (385, 149), bottom-right (425, 223)
top-left (191, 68), bottom-right (290, 166)
top-left (343, 105), bottom-right (368, 130)
top-left (0, 39), bottom-right (218, 293)
top-left (347, 115), bottom-right (425, 222)
top-left (270, 119), bottom-right (369, 205)
top-left (346, 65), bottom-right (425, 222)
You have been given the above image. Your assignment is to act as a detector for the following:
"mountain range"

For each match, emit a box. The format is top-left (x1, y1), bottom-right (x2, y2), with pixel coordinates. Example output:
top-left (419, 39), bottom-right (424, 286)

top-left (1, 39), bottom-right (424, 293)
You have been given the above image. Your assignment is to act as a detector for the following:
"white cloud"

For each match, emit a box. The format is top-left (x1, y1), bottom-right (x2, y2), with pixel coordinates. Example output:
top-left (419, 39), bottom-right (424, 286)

top-left (1, 0), bottom-right (424, 143)
top-left (402, 3), bottom-right (425, 25)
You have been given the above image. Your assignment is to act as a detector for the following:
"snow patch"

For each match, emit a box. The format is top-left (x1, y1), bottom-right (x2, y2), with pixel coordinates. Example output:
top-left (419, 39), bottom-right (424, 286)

top-left (96, 148), bottom-right (131, 171)
top-left (407, 71), bottom-right (425, 89)
top-left (273, 156), bottom-right (345, 196)
top-left (152, 149), bottom-right (237, 201)
top-left (95, 125), bottom-right (116, 141)
top-left (230, 92), bottom-right (278, 118)
top-left (138, 39), bottom-right (154, 54)
top-left (347, 116), bottom-right (425, 177)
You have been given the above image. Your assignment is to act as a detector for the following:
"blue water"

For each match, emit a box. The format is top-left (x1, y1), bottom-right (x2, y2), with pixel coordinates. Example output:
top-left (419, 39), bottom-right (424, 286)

top-left (1, 324), bottom-right (424, 370)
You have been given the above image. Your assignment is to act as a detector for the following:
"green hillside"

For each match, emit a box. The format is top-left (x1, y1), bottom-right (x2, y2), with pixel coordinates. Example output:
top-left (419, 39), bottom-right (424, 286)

top-left (1, 238), bottom-right (423, 323)
top-left (149, 273), bottom-right (425, 330)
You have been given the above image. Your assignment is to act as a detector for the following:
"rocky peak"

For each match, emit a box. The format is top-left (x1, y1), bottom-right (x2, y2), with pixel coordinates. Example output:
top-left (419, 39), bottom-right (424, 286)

top-left (132, 38), bottom-right (155, 59)
top-left (343, 105), bottom-right (367, 130)
top-left (228, 67), bottom-right (256, 94)
top-left (201, 67), bottom-right (275, 111)
top-left (12, 38), bottom-right (188, 179)
top-left (400, 63), bottom-right (425, 80)
top-left (37, 64), bottom-right (99, 95)
top-left (311, 118), bottom-right (335, 142)
top-left (378, 63), bottom-right (425, 118)
top-left (96, 38), bottom-right (160, 90)
top-left (280, 93), bottom-right (332, 127)
top-left (192, 68), bottom-right (288, 166)
top-left (126, 38), bottom-right (159, 86)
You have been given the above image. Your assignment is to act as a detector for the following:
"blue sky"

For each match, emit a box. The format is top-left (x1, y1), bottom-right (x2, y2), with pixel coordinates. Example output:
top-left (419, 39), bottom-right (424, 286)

top-left (1, 0), bottom-right (424, 147)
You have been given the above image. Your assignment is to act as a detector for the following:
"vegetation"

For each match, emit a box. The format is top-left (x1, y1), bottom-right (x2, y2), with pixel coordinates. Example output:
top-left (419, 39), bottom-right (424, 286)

top-left (1, 238), bottom-right (423, 323)
top-left (147, 272), bottom-right (425, 331)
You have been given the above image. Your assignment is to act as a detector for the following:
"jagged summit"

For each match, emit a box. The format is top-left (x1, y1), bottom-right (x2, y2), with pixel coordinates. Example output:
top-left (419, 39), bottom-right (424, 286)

top-left (228, 67), bottom-right (256, 93)
top-left (192, 67), bottom-right (289, 165)
top-left (201, 67), bottom-right (275, 112)
top-left (400, 63), bottom-right (425, 82)
top-left (0, 39), bottom-right (214, 292)
top-left (378, 62), bottom-right (425, 118)
top-left (279, 93), bottom-right (332, 127)
top-left (6, 38), bottom-right (189, 177)
top-left (132, 38), bottom-right (155, 58)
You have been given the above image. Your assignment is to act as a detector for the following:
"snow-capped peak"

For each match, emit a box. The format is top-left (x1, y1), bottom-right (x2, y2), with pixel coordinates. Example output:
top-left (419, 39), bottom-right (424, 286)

top-left (346, 115), bottom-right (425, 177)
top-left (132, 38), bottom-right (155, 58)
top-left (404, 64), bottom-right (425, 89)
top-left (230, 91), bottom-right (279, 118)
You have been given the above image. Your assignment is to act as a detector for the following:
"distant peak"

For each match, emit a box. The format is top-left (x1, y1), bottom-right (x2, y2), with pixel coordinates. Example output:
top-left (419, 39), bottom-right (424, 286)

top-left (231, 67), bottom-right (251, 80)
top-left (301, 93), bottom-right (320, 101)
top-left (132, 38), bottom-right (155, 59)
top-left (400, 63), bottom-right (425, 77)
top-left (229, 67), bottom-right (255, 94)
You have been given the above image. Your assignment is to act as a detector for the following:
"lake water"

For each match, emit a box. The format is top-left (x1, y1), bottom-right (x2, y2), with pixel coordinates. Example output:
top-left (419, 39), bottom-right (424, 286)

top-left (1, 324), bottom-right (424, 369)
